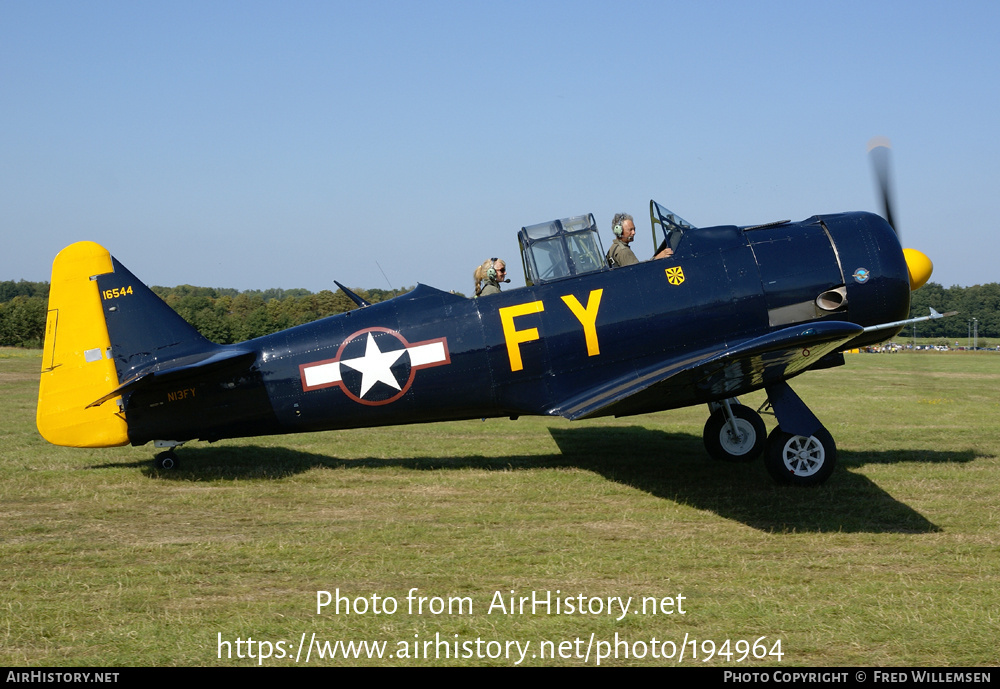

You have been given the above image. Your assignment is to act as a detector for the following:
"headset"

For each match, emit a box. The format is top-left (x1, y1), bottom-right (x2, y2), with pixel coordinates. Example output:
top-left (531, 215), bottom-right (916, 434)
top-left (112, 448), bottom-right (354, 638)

top-left (486, 257), bottom-right (498, 281)
top-left (612, 212), bottom-right (631, 238)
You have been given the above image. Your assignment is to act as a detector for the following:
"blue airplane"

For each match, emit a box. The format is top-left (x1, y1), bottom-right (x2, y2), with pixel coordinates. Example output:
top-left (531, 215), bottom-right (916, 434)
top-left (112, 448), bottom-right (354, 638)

top-left (35, 148), bottom-right (941, 486)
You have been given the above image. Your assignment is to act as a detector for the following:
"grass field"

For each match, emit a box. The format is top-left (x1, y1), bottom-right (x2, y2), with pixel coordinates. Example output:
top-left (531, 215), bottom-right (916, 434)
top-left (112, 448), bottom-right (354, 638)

top-left (2, 347), bottom-right (998, 666)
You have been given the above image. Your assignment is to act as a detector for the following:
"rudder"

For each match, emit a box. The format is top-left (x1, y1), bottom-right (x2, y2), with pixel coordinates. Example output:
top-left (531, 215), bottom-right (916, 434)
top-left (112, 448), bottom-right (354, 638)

top-left (37, 242), bottom-right (129, 447)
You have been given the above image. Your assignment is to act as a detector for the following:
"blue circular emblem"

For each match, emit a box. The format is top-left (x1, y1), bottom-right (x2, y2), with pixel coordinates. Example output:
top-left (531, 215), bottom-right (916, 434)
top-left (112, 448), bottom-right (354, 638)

top-left (853, 268), bottom-right (870, 284)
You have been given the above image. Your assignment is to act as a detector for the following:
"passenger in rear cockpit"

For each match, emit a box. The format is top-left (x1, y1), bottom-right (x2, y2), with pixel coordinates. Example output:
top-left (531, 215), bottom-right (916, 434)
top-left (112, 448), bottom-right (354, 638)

top-left (474, 258), bottom-right (506, 296)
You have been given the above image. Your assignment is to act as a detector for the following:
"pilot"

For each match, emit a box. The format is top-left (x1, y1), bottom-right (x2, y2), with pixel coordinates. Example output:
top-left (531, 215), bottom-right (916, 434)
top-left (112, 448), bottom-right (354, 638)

top-left (606, 212), bottom-right (673, 268)
top-left (475, 258), bottom-right (506, 297)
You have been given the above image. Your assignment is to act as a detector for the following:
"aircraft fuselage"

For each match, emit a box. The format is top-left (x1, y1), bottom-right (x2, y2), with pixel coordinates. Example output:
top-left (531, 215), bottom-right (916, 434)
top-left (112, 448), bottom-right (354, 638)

top-left (119, 211), bottom-right (909, 446)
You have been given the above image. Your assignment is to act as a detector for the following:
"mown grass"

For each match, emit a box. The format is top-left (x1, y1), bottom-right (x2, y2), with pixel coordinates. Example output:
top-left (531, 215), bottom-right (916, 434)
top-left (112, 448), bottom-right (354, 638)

top-left (1, 348), bottom-right (998, 666)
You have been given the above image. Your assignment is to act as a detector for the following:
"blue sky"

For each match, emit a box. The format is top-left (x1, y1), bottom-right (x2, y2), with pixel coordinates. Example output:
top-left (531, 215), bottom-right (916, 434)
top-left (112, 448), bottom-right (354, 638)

top-left (2, 1), bottom-right (997, 295)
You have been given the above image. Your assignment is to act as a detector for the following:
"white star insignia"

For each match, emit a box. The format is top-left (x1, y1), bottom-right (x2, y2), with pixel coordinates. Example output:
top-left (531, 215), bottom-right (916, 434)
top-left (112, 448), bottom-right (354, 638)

top-left (339, 332), bottom-right (405, 398)
top-left (299, 330), bottom-right (450, 404)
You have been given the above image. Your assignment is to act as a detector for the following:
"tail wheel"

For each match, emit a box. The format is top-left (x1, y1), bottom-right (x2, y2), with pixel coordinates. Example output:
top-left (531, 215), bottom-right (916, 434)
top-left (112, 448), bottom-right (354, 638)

top-left (764, 427), bottom-right (836, 486)
top-left (703, 404), bottom-right (767, 462)
top-left (154, 451), bottom-right (179, 471)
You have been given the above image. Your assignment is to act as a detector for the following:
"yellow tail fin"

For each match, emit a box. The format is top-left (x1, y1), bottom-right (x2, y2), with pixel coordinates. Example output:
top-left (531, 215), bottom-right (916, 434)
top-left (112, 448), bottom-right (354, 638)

top-left (37, 242), bottom-right (129, 447)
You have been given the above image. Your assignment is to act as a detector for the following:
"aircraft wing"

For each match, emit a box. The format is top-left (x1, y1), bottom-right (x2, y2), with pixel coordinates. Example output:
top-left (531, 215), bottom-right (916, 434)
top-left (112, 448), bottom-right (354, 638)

top-left (550, 321), bottom-right (864, 420)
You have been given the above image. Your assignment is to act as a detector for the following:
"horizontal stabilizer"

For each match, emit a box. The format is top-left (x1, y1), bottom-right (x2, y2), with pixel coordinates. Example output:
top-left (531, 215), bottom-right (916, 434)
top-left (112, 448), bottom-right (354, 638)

top-left (88, 349), bottom-right (257, 408)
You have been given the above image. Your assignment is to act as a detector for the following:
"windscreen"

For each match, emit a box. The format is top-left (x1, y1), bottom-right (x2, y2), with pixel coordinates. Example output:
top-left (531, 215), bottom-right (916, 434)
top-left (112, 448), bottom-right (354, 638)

top-left (650, 200), bottom-right (696, 254)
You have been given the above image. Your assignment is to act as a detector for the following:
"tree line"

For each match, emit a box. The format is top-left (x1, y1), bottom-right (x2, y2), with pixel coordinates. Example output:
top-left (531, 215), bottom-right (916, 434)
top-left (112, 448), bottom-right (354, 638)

top-left (0, 280), bottom-right (48, 347)
top-left (1, 278), bottom-right (996, 348)
top-left (906, 282), bottom-right (1000, 341)
top-left (0, 280), bottom-right (410, 348)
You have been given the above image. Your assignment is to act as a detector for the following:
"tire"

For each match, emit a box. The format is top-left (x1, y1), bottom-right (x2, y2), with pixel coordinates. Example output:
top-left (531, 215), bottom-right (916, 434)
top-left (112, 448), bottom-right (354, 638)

top-left (154, 451), bottom-right (179, 470)
top-left (703, 404), bottom-right (767, 462)
top-left (763, 427), bottom-right (836, 486)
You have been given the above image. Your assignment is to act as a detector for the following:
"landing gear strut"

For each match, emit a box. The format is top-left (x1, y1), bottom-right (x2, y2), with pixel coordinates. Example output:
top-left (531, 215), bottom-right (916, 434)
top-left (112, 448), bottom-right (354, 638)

top-left (760, 381), bottom-right (837, 486)
top-left (702, 384), bottom-right (839, 486)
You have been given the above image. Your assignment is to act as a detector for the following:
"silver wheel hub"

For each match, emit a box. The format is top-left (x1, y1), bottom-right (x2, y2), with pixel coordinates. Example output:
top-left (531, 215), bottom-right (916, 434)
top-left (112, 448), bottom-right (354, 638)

top-left (781, 435), bottom-right (824, 476)
top-left (720, 419), bottom-right (756, 456)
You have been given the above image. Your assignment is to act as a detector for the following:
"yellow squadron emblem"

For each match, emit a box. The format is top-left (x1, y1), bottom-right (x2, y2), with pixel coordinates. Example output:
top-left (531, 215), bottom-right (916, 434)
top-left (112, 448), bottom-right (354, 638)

top-left (665, 266), bottom-right (685, 285)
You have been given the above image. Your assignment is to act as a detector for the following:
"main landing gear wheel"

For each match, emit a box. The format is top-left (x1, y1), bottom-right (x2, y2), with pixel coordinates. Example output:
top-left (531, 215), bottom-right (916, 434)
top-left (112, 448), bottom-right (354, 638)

top-left (154, 450), bottom-right (179, 471)
top-left (763, 427), bottom-right (836, 486)
top-left (703, 404), bottom-right (767, 462)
